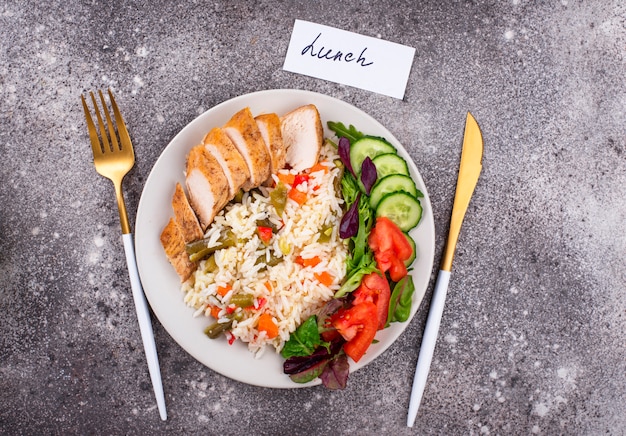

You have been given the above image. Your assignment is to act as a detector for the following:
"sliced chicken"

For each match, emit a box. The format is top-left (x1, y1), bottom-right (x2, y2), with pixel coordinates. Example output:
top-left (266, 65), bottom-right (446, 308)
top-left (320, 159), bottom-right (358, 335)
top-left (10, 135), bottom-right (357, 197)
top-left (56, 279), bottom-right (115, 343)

top-left (222, 107), bottom-right (271, 189)
top-left (255, 113), bottom-right (286, 179)
top-left (160, 218), bottom-right (197, 282)
top-left (171, 182), bottom-right (204, 243)
top-left (162, 103), bottom-right (326, 281)
top-left (185, 144), bottom-right (230, 230)
top-left (280, 104), bottom-right (324, 172)
top-left (203, 127), bottom-right (250, 197)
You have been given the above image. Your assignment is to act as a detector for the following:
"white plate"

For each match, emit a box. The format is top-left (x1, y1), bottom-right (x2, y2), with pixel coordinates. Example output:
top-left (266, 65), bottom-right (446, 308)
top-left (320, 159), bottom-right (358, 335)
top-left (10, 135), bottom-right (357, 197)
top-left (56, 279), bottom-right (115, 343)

top-left (135, 89), bottom-right (435, 388)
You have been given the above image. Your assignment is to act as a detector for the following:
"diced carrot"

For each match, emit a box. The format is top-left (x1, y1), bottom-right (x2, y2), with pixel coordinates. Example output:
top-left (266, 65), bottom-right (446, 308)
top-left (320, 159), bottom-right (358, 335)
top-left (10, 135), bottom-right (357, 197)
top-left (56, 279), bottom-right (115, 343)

top-left (295, 255), bottom-right (321, 268)
top-left (288, 188), bottom-right (307, 205)
top-left (217, 285), bottom-right (232, 297)
top-left (209, 305), bottom-right (221, 319)
top-left (257, 313), bottom-right (279, 339)
top-left (309, 162), bottom-right (329, 174)
top-left (277, 173), bottom-right (295, 185)
top-left (315, 271), bottom-right (334, 286)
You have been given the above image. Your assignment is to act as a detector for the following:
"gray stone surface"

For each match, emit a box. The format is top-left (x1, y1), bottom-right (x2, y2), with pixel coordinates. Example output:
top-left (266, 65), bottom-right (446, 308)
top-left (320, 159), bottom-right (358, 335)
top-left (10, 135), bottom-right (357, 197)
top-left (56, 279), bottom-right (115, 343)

top-left (1, 0), bottom-right (624, 434)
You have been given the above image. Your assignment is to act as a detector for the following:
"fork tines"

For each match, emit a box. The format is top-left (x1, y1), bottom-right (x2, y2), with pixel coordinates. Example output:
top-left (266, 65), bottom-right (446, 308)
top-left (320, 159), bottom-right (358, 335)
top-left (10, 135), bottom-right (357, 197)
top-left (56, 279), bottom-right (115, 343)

top-left (81, 89), bottom-right (132, 156)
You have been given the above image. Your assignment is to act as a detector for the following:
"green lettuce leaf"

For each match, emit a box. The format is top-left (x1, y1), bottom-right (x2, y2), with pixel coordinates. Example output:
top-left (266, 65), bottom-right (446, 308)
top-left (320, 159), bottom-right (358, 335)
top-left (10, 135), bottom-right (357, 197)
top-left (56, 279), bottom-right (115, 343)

top-left (335, 252), bottom-right (378, 298)
top-left (281, 316), bottom-right (326, 358)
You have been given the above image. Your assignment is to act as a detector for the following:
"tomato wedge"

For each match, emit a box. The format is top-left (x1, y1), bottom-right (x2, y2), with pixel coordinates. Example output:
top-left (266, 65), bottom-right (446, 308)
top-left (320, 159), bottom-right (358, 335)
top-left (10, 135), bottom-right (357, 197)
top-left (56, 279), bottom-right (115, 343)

top-left (331, 302), bottom-right (378, 362)
top-left (353, 272), bottom-right (390, 330)
top-left (368, 217), bottom-right (413, 282)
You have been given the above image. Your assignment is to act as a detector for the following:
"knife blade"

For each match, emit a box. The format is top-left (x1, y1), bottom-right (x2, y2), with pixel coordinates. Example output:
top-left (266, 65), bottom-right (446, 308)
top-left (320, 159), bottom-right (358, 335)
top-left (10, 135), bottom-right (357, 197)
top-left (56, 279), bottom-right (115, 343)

top-left (407, 112), bottom-right (484, 427)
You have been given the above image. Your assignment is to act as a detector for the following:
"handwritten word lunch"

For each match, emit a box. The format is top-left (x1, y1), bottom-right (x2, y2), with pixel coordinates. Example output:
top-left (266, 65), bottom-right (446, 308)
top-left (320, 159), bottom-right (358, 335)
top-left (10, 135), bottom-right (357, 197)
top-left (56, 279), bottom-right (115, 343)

top-left (301, 33), bottom-right (374, 67)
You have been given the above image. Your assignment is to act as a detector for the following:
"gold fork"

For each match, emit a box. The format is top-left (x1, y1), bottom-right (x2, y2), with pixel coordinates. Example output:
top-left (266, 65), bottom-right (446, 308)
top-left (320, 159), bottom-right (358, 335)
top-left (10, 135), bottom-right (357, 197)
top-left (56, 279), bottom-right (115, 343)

top-left (82, 89), bottom-right (167, 421)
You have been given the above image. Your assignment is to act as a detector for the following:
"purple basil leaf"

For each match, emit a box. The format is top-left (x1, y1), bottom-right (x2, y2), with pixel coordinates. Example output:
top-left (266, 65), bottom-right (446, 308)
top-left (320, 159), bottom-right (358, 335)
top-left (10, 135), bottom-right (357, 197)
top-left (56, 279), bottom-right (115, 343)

top-left (318, 298), bottom-right (344, 321)
top-left (320, 353), bottom-right (350, 390)
top-left (283, 337), bottom-right (345, 375)
top-left (328, 336), bottom-right (346, 356)
top-left (360, 157), bottom-right (377, 195)
top-left (289, 360), bottom-right (328, 384)
top-left (338, 137), bottom-right (356, 177)
top-left (283, 346), bottom-right (330, 374)
top-left (339, 192), bottom-right (361, 239)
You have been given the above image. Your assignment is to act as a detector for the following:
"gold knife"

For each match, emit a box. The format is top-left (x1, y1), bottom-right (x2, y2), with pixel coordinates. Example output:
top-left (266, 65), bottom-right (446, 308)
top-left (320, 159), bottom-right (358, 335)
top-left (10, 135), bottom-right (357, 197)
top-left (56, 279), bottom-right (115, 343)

top-left (407, 112), bottom-right (484, 427)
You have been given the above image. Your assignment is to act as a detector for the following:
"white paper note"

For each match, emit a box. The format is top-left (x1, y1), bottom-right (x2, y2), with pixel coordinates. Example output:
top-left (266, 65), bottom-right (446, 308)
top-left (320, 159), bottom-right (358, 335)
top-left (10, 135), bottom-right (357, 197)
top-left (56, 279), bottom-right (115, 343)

top-left (283, 20), bottom-right (416, 99)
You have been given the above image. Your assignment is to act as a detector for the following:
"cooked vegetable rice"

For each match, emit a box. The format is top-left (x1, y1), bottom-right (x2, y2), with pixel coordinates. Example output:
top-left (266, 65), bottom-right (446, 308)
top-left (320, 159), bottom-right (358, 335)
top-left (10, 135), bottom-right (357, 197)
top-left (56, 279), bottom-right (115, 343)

top-left (182, 143), bottom-right (347, 357)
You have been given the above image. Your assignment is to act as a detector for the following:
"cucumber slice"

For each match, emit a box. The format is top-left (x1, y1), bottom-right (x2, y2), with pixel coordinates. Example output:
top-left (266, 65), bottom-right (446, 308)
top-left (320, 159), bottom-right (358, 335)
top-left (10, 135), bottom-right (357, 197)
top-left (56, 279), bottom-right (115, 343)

top-left (375, 192), bottom-right (422, 231)
top-left (369, 174), bottom-right (419, 209)
top-left (349, 136), bottom-right (396, 175)
top-left (371, 153), bottom-right (410, 179)
top-left (404, 232), bottom-right (416, 267)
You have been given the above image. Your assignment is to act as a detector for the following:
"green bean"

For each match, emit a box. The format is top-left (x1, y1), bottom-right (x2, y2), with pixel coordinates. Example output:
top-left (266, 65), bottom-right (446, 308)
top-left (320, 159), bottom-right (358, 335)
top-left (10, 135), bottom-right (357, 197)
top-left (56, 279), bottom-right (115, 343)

top-left (186, 230), bottom-right (238, 262)
top-left (255, 251), bottom-right (283, 270)
top-left (189, 247), bottom-right (212, 263)
top-left (185, 239), bottom-right (210, 256)
top-left (204, 320), bottom-right (233, 339)
top-left (202, 255), bottom-right (217, 273)
top-left (203, 312), bottom-right (244, 339)
top-left (229, 293), bottom-right (254, 308)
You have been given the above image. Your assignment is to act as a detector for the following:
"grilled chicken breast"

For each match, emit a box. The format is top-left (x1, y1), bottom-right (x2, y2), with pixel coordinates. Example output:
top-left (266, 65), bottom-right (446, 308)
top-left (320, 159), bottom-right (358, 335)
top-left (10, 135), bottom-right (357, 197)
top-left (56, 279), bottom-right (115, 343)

top-left (171, 182), bottom-right (204, 243)
top-left (255, 113), bottom-right (286, 180)
top-left (223, 107), bottom-right (271, 189)
top-left (160, 218), bottom-right (197, 282)
top-left (281, 104), bottom-right (323, 172)
top-left (185, 144), bottom-right (229, 230)
top-left (162, 103), bottom-right (325, 281)
top-left (203, 127), bottom-right (250, 197)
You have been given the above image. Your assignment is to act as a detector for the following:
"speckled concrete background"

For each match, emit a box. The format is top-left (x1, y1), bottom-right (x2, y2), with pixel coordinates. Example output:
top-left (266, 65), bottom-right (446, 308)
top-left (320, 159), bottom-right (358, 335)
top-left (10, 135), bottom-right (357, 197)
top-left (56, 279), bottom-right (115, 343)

top-left (1, 0), bottom-right (624, 434)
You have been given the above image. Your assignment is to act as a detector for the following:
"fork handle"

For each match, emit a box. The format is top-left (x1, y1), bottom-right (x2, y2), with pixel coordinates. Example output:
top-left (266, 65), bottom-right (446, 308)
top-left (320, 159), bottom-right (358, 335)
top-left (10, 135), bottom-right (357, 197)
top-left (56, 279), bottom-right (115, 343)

top-left (122, 233), bottom-right (168, 421)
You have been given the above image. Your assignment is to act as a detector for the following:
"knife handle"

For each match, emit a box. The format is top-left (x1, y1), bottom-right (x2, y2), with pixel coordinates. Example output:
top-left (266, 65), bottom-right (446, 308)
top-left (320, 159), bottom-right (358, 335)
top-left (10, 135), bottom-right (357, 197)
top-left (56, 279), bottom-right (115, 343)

top-left (122, 233), bottom-right (168, 421)
top-left (407, 269), bottom-right (451, 427)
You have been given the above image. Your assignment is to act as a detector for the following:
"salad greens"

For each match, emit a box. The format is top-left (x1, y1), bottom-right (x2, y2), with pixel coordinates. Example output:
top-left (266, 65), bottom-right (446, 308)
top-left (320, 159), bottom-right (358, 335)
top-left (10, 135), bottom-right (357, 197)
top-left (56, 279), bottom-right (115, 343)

top-left (335, 167), bottom-right (378, 298)
top-left (281, 316), bottom-right (327, 358)
top-left (386, 275), bottom-right (416, 327)
top-left (327, 121), bottom-right (365, 144)
top-left (319, 353), bottom-right (350, 389)
top-left (360, 157), bottom-right (378, 195)
top-left (338, 169), bottom-right (376, 274)
top-left (283, 337), bottom-right (348, 388)
top-left (338, 137), bottom-right (357, 177)
top-left (334, 251), bottom-right (377, 299)
top-left (339, 191), bottom-right (360, 239)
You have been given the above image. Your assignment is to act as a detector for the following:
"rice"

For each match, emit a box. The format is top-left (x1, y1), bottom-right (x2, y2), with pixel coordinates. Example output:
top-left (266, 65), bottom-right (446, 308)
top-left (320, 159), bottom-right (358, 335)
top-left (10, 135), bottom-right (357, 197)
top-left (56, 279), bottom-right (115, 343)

top-left (181, 142), bottom-right (347, 356)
